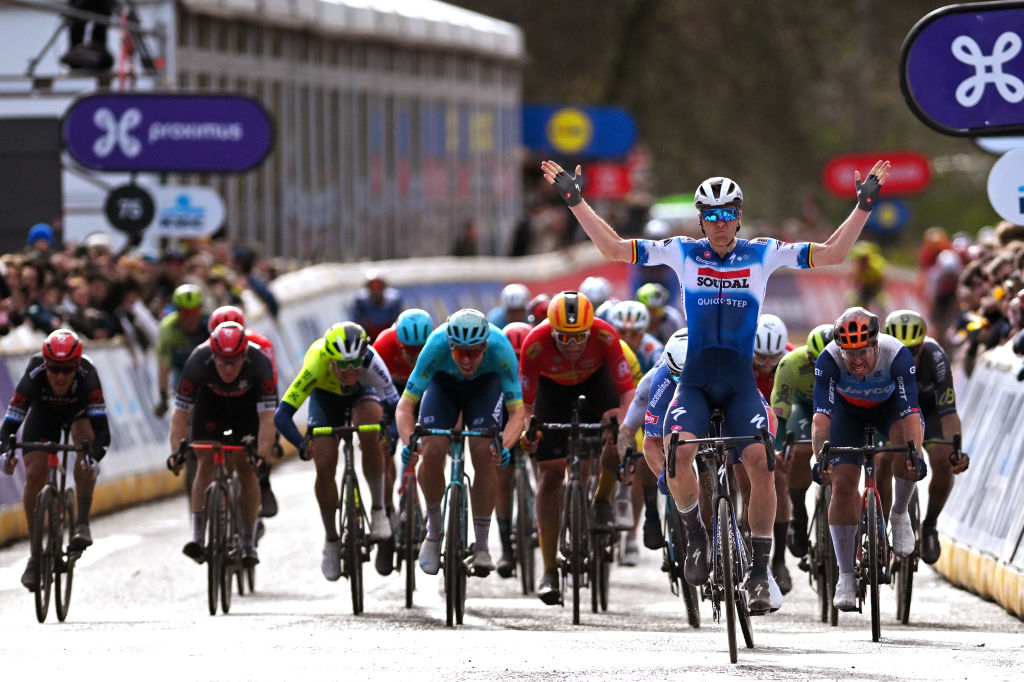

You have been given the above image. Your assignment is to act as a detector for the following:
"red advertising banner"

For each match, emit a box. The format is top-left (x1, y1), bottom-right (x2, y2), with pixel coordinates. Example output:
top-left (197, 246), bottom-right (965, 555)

top-left (823, 151), bottom-right (931, 197)
top-left (583, 162), bottom-right (632, 200)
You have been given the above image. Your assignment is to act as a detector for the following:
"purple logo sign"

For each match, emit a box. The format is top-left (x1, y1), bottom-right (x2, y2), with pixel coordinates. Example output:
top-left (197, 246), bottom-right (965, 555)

top-left (63, 93), bottom-right (274, 172)
top-left (900, 3), bottom-right (1024, 136)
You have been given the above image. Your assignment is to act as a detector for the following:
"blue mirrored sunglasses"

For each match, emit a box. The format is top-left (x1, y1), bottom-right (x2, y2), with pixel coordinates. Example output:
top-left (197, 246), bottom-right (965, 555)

top-left (701, 207), bottom-right (740, 222)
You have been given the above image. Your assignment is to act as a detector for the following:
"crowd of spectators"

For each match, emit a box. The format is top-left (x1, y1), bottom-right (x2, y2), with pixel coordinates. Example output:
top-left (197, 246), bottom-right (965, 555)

top-left (0, 222), bottom-right (279, 352)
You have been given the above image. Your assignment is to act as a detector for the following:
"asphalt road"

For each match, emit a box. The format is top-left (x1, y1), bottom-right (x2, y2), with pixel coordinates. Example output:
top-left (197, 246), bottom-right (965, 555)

top-left (0, 458), bottom-right (1020, 681)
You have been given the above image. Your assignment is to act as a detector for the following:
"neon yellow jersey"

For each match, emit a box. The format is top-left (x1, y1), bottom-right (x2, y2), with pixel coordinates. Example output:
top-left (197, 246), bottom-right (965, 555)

top-left (770, 345), bottom-right (815, 421)
top-left (620, 340), bottom-right (644, 387)
top-left (281, 337), bottom-right (399, 409)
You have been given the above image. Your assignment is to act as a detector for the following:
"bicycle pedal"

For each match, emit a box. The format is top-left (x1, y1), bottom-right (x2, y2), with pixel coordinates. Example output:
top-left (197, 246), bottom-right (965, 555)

top-left (797, 557), bottom-right (810, 573)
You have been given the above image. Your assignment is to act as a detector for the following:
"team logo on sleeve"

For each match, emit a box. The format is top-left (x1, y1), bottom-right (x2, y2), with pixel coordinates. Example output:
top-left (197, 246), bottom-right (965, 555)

top-left (525, 342), bottom-right (542, 359)
top-left (644, 410), bottom-right (659, 425)
top-left (597, 329), bottom-right (615, 344)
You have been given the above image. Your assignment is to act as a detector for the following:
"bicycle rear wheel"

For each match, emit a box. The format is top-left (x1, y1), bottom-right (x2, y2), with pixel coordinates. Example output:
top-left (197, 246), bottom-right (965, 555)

top-left (342, 475), bottom-right (365, 615)
top-left (896, 491), bottom-right (919, 624)
top-left (400, 469), bottom-right (418, 608)
top-left (866, 489), bottom-right (882, 642)
top-left (205, 485), bottom-right (226, 616)
top-left (32, 487), bottom-right (58, 623)
top-left (514, 466), bottom-right (536, 595)
top-left (219, 488), bottom-right (238, 615)
top-left (566, 481), bottom-right (585, 625)
top-left (55, 488), bottom-right (76, 622)
top-left (718, 497), bottom-right (739, 664)
top-left (444, 485), bottom-right (465, 626)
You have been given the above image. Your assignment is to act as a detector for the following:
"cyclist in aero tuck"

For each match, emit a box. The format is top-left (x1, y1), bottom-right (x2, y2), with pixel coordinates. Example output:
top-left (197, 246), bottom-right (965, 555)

top-left (540, 157), bottom-right (890, 613)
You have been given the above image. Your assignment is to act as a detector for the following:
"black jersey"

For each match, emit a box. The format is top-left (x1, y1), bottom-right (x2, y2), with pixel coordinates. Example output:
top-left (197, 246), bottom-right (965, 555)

top-left (175, 340), bottom-right (278, 414)
top-left (914, 336), bottom-right (957, 417)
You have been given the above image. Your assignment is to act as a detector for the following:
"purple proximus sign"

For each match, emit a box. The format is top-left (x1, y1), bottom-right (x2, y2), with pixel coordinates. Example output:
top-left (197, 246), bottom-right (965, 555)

top-left (63, 93), bottom-right (274, 173)
top-left (900, 3), bottom-right (1024, 136)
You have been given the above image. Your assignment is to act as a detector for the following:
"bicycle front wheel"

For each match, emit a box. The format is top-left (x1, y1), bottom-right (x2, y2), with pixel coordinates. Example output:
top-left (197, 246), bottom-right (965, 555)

top-left (514, 466), bottom-right (536, 595)
top-left (866, 489), bottom-right (882, 642)
top-left (896, 491), bottom-right (919, 624)
top-left (342, 475), bottom-right (365, 615)
top-left (55, 488), bottom-right (76, 622)
top-left (565, 481), bottom-right (585, 625)
top-left (718, 497), bottom-right (739, 664)
top-left (443, 485), bottom-right (465, 627)
top-left (32, 487), bottom-right (58, 623)
top-left (205, 485), bottom-right (227, 616)
top-left (400, 469), bottom-right (418, 608)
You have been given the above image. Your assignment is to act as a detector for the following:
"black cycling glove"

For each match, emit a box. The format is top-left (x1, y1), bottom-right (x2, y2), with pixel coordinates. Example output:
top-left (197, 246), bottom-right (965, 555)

top-left (856, 173), bottom-right (882, 211)
top-left (553, 168), bottom-right (583, 207)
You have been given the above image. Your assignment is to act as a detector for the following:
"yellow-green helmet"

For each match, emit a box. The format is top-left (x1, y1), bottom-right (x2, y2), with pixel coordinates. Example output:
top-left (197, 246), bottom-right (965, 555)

top-left (323, 322), bottom-right (370, 364)
top-left (172, 283), bottom-right (203, 310)
top-left (806, 323), bottom-right (834, 360)
top-left (884, 309), bottom-right (927, 349)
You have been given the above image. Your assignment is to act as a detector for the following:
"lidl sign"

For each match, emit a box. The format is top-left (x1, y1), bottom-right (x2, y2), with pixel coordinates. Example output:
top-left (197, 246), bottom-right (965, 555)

top-left (522, 105), bottom-right (636, 158)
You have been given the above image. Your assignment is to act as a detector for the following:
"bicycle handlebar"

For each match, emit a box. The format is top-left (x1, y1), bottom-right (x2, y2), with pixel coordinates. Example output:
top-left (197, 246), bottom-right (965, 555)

top-left (166, 437), bottom-right (264, 475)
top-left (819, 438), bottom-right (919, 474)
top-left (667, 428), bottom-right (776, 478)
top-left (781, 432), bottom-right (812, 465)
top-left (923, 433), bottom-right (967, 469)
top-left (12, 441), bottom-right (91, 453)
top-left (312, 422), bottom-right (387, 438)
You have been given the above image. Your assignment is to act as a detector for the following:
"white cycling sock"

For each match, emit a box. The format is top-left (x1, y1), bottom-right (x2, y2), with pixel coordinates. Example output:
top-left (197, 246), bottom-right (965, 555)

top-left (473, 516), bottom-right (491, 553)
top-left (830, 524), bottom-right (858, 573)
top-left (425, 503), bottom-right (442, 541)
top-left (891, 478), bottom-right (916, 515)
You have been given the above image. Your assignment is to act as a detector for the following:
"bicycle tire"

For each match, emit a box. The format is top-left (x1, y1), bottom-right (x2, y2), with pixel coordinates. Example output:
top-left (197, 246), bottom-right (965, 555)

top-left (566, 481), bottom-right (584, 625)
top-left (401, 469), bottom-right (418, 608)
top-left (666, 503), bottom-right (701, 628)
top-left (205, 485), bottom-right (225, 616)
top-left (897, 492), bottom-right (920, 624)
top-left (32, 486), bottom-right (57, 623)
top-left (514, 466), bottom-right (535, 595)
top-left (598, 534), bottom-right (611, 612)
top-left (733, 514), bottom-right (754, 650)
top-left (719, 497), bottom-right (739, 663)
top-left (867, 489), bottom-right (881, 642)
top-left (55, 488), bottom-right (76, 622)
top-left (343, 475), bottom-right (364, 615)
top-left (245, 564), bottom-right (256, 594)
top-left (444, 485), bottom-right (464, 627)
top-left (820, 484), bottom-right (839, 627)
top-left (589, 528), bottom-right (601, 614)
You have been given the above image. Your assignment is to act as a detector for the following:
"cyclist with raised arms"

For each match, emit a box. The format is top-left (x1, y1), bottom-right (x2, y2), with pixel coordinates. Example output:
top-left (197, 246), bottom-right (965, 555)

top-left (396, 309), bottom-right (525, 576)
top-left (487, 283), bottom-right (531, 328)
top-left (541, 157), bottom-right (890, 612)
top-left (518, 291), bottom-right (636, 605)
top-left (770, 323), bottom-right (834, 560)
top-left (274, 322), bottom-right (399, 581)
top-left (172, 322), bottom-right (277, 567)
top-left (882, 309), bottom-right (969, 564)
top-left (208, 305), bottom-right (280, 518)
top-left (372, 308), bottom-right (434, 574)
top-left (0, 330), bottom-right (109, 591)
top-left (812, 307), bottom-right (926, 611)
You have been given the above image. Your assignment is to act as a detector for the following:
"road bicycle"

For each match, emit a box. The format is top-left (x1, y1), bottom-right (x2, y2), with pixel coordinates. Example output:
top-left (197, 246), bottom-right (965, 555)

top-left (310, 416), bottom-right (387, 616)
top-left (784, 433), bottom-right (839, 626)
top-left (395, 459), bottom-right (423, 608)
top-left (527, 397), bottom-right (617, 625)
top-left (4, 434), bottom-right (91, 623)
top-left (818, 426), bottom-right (919, 642)
top-left (509, 444), bottom-right (537, 595)
top-left (667, 409), bottom-right (774, 664)
top-left (169, 434), bottom-right (262, 616)
top-left (409, 424), bottom-right (502, 626)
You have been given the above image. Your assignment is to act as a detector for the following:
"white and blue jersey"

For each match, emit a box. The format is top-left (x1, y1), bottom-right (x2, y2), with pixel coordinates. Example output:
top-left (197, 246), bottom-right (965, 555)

top-left (813, 335), bottom-right (922, 453)
top-left (402, 322), bottom-right (523, 409)
top-left (632, 236), bottom-right (813, 360)
top-left (632, 235), bottom-right (811, 439)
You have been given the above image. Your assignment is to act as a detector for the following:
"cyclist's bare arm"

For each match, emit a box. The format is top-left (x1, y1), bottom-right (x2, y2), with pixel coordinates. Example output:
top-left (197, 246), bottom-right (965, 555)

top-left (396, 395), bottom-right (417, 444)
top-left (502, 404), bottom-right (526, 451)
top-left (169, 408), bottom-right (189, 452)
top-left (809, 160), bottom-right (891, 266)
top-left (540, 160), bottom-right (633, 262)
top-left (257, 410), bottom-right (275, 461)
top-left (811, 413), bottom-right (830, 462)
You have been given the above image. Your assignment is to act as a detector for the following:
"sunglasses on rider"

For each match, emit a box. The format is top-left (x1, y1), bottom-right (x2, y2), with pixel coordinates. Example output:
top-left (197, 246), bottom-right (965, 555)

top-left (332, 357), bottom-right (364, 370)
top-left (754, 351), bottom-right (784, 367)
top-left (839, 342), bottom-right (877, 361)
top-left (700, 207), bottom-right (740, 223)
top-left (553, 330), bottom-right (590, 345)
top-left (44, 362), bottom-right (79, 375)
top-left (450, 345), bottom-right (485, 362)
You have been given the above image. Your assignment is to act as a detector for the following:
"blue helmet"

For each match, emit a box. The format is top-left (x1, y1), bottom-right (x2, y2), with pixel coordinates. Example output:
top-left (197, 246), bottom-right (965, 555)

top-left (446, 309), bottom-right (489, 347)
top-left (396, 308), bottom-right (433, 347)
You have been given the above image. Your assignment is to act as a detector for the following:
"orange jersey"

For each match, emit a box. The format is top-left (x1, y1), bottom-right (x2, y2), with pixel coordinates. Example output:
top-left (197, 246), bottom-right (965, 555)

top-left (518, 319), bottom-right (634, 405)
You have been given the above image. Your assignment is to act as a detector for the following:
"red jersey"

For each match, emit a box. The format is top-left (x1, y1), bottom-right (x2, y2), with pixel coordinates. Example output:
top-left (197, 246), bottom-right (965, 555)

top-left (519, 319), bottom-right (634, 405)
top-left (754, 341), bottom-right (795, 400)
top-left (245, 329), bottom-right (277, 385)
top-left (372, 327), bottom-right (415, 386)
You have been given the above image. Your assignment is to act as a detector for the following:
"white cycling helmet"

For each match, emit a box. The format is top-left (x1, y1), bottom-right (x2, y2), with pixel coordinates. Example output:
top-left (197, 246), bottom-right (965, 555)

top-left (579, 276), bottom-right (613, 308)
top-left (662, 328), bottom-right (689, 375)
top-left (500, 283), bottom-right (530, 311)
top-left (695, 176), bottom-right (743, 208)
top-left (754, 314), bottom-right (788, 356)
top-left (609, 300), bottom-right (650, 332)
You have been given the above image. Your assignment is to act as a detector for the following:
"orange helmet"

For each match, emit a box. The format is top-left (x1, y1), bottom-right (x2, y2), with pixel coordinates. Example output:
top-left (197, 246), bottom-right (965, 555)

top-left (547, 291), bottom-right (594, 333)
top-left (833, 307), bottom-right (879, 349)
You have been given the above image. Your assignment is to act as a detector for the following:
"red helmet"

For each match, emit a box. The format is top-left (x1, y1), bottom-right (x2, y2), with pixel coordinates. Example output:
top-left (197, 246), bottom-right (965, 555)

top-left (527, 294), bottom-right (551, 326)
top-left (502, 322), bottom-right (532, 358)
top-left (43, 328), bottom-right (83, 362)
top-left (208, 305), bottom-right (246, 333)
top-left (833, 307), bottom-right (880, 350)
top-left (210, 321), bottom-right (249, 359)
